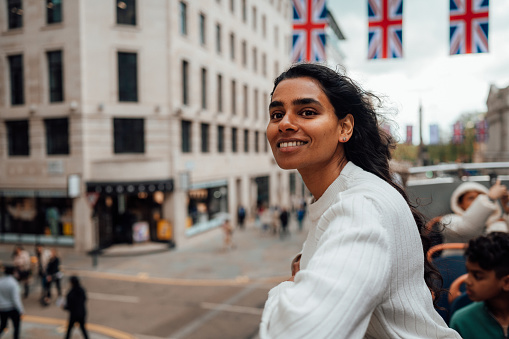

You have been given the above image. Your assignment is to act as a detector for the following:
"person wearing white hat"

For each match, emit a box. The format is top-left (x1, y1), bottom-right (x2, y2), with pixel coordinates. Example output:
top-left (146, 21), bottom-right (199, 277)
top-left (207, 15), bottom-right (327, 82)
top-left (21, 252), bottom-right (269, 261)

top-left (441, 179), bottom-right (508, 255)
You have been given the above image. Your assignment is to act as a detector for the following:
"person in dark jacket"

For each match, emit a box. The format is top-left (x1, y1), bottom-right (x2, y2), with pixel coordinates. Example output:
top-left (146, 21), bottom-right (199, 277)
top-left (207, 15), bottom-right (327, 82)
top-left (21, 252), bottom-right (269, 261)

top-left (45, 248), bottom-right (62, 303)
top-left (63, 275), bottom-right (89, 339)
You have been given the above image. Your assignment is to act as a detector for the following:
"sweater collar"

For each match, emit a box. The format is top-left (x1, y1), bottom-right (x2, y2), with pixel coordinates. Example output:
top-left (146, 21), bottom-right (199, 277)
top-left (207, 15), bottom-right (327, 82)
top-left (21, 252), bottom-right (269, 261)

top-left (308, 161), bottom-right (357, 224)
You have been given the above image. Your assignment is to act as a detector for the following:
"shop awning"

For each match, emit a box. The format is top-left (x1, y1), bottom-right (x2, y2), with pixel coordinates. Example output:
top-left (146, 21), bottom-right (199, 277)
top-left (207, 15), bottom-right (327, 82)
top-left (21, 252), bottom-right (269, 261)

top-left (0, 189), bottom-right (67, 198)
top-left (86, 179), bottom-right (174, 194)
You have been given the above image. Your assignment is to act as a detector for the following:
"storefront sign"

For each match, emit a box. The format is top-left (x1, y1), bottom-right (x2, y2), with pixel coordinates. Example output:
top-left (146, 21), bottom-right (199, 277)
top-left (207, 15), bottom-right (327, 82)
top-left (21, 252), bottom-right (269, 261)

top-left (68, 174), bottom-right (81, 198)
top-left (86, 179), bottom-right (174, 194)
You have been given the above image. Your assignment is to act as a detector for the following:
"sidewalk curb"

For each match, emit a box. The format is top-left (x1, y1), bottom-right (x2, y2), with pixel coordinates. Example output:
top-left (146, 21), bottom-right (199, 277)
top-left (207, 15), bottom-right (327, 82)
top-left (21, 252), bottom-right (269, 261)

top-left (23, 315), bottom-right (136, 339)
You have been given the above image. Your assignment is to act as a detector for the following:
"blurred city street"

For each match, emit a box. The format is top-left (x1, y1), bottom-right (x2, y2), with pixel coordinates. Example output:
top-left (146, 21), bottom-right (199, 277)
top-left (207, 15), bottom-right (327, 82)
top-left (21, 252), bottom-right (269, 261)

top-left (0, 217), bottom-right (307, 339)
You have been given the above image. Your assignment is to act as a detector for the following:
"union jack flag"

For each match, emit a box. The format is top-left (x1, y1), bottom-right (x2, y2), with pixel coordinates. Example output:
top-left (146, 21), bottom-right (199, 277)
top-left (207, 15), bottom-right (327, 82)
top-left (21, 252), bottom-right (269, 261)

top-left (452, 121), bottom-right (464, 144)
top-left (450, 0), bottom-right (489, 55)
top-left (368, 0), bottom-right (403, 59)
top-left (291, 0), bottom-right (328, 63)
top-left (405, 125), bottom-right (412, 144)
top-left (475, 119), bottom-right (488, 142)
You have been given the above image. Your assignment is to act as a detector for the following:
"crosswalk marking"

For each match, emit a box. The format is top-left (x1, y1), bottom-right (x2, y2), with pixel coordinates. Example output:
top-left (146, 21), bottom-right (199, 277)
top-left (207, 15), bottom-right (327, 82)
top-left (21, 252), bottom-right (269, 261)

top-left (200, 302), bottom-right (263, 315)
top-left (88, 292), bottom-right (140, 303)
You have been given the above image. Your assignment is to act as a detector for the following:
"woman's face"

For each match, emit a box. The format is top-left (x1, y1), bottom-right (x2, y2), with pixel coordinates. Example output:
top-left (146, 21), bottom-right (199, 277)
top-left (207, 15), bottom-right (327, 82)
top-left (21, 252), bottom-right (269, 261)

top-left (267, 77), bottom-right (343, 172)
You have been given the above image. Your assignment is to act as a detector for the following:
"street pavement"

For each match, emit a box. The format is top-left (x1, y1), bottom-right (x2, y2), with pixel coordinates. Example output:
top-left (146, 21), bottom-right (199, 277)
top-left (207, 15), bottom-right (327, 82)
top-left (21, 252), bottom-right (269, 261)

top-left (0, 217), bottom-right (308, 338)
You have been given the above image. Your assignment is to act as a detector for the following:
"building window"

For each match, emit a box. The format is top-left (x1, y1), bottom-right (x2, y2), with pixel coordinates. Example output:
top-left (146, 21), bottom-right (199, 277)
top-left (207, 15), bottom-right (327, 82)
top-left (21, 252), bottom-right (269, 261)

top-left (229, 33), bottom-right (235, 60)
top-left (8, 54), bottom-right (24, 106)
top-left (181, 120), bottom-right (192, 153)
top-left (243, 84), bottom-right (248, 117)
top-left (216, 23), bottom-right (222, 54)
top-left (201, 67), bottom-right (207, 109)
top-left (118, 52), bottom-right (137, 102)
top-left (45, 118), bottom-right (69, 155)
top-left (7, 0), bottom-right (23, 29)
top-left (264, 132), bottom-right (268, 152)
top-left (252, 6), bottom-right (257, 30)
top-left (229, 0), bottom-right (234, 13)
top-left (255, 131), bottom-right (259, 153)
top-left (201, 123), bottom-right (209, 153)
top-left (117, 0), bottom-right (136, 25)
top-left (262, 14), bottom-right (266, 38)
top-left (252, 47), bottom-right (257, 72)
top-left (180, 1), bottom-right (187, 35)
top-left (244, 129), bottom-right (249, 153)
top-left (217, 74), bottom-right (223, 112)
top-left (262, 53), bottom-right (267, 77)
top-left (199, 13), bottom-right (206, 45)
top-left (181, 60), bottom-right (189, 105)
top-left (231, 127), bottom-right (237, 153)
top-left (274, 26), bottom-right (279, 47)
top-left (274, 60), bottom-right (279, 80)
top-left (47, 0), bottom-right (62, 24)
top-left (217, 125), bottom-right (225, 153)
top-left (254, 88), bottom-right (258, 119)
top-left (231, 79), bottom-right (236, 115)
top-left (47, 50), bottom-right (64, 103)
top-left (241, 0), bottom-right (246, 22)
top-left (114, 118), bottom-right (144, 154)
top-left (6, 120), bottom-right (29, 156)
top-left (241, 40), bottom-right (247, 67)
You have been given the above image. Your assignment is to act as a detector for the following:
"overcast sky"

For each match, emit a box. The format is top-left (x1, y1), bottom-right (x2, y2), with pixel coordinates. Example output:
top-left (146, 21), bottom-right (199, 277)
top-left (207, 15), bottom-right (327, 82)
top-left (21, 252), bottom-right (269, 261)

top-left (327, 0), bottom-right (509, 144)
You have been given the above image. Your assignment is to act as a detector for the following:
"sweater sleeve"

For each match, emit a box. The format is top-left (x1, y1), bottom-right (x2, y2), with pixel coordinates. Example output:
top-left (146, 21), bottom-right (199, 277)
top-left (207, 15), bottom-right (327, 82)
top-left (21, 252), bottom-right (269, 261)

top-left (12, 279), bottom-right (24, 314)
top-left (259, 195), bottom-right (391, 338)
top-left (442, 195), bottom-right (496, 243)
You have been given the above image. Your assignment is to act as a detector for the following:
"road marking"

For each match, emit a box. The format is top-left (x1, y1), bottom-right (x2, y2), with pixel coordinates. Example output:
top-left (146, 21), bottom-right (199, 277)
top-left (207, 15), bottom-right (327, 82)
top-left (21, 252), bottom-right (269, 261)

top-left (88, 292), bottom-right (140, 303)
top-left (22, 315), bottom-right (135, 339)
top-left (64, 269), bottom-right (279, 287)
top-left (168, 285), bottom-right (258, 339)
top-left (200, 302), bottom-right (263, 315)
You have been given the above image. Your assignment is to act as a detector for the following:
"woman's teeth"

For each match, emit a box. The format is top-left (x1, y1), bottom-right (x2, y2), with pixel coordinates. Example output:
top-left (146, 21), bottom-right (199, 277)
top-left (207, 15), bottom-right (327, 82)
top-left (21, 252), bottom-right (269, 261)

top-left (280, 141), bottom-right (306, 148)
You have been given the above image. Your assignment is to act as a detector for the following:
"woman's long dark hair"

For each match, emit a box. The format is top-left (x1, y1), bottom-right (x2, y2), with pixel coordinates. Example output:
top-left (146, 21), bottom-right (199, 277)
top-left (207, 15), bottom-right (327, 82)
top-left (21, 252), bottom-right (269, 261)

top-left (272, 63), bottom-right (443, 306)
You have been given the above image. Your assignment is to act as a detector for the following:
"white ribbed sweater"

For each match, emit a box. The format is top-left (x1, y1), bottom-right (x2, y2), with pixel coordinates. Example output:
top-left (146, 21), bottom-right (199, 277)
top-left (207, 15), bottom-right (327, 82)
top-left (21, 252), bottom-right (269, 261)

top-left (259, 162), bottom-right (460, 339)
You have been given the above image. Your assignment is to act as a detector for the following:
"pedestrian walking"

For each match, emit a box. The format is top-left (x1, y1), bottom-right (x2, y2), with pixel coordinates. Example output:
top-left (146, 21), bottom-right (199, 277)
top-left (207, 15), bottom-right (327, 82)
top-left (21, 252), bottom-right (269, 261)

top-left (237, 205), bottom-right (246, 229)
top-left (34, 243), bottom-right (51, 305)
top-left (279, 208), bottom-right (289, 239)
top-left (63, 276), bottom-right (89, 339)
top-left (259, 63), bottom-right (460, 338)
top-left (0, 265), bottom-right (24, 339)
top-left (296, 204), bottom-right (306, 232)
top-left (222, 218), bottom-right (235, 251)
top-left (11, 246), bottom-right (30, 299)
top-left (45, 248), bottom-right (63, 304)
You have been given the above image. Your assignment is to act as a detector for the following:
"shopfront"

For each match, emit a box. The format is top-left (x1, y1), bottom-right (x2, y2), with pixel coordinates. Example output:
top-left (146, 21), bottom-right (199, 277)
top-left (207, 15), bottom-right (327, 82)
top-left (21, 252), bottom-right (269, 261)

top-left (0, 190), bottom-right (75, 246)
top-left (86, 179), bottom-right (174, 249)
top-left (186, 180), bottom-right (229, 236)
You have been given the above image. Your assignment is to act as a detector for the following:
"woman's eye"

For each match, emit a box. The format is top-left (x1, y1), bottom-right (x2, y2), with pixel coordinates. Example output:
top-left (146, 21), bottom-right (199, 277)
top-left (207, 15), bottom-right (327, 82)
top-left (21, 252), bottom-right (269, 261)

top-left (301, 110), bottom-right (316, 117)
top-left (270, 112), bottom-right (284, 120)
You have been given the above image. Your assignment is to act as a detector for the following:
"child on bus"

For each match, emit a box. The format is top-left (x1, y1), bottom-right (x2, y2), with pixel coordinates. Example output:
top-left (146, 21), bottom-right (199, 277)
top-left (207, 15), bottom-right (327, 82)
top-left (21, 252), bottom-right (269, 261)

top-left (440, 180), bottom-right (508, 255)
top-left (449, 232), bottom-right (509, 338)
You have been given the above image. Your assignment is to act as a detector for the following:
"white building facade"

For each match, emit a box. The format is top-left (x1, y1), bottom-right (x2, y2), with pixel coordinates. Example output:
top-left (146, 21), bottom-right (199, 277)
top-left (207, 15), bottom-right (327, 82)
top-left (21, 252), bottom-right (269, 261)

top-left (485, 84), bottom-right (509, 162)
top-left (0, 0), bottom-right (302, 251)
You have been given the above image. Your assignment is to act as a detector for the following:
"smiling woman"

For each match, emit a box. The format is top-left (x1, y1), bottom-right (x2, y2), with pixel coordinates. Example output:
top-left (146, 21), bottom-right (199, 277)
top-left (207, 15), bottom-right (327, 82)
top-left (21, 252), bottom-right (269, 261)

top-left (259, 63), bottom-right (461, 338)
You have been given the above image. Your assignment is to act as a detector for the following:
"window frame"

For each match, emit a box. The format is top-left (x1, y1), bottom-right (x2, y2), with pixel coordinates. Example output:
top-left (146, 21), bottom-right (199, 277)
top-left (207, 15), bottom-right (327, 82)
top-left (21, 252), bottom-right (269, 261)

top-left (6, 120), bottom-right (29, 156)
top-left (45, 117), bottom-right (69, 155)
top-left (181, 120), bottom-right (192, 153)
top-left (7, 0), bottom-right (23, 29)
top-left (201, 123), bottom-right (210, 153)
top-left (117, 51), bottom-right (138, 102)
top-left (47, 50), bottom-right (64, 103)
top-left (47, 0), bottom-right (63, 24)
top-left (7, 54), bottom-right (24, 106)
top-left (113, 118), bottom-right (145, 154)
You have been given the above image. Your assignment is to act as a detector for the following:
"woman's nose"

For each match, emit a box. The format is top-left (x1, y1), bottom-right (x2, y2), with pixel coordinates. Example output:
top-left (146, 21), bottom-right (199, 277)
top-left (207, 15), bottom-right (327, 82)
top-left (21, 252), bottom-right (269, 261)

top-left (278, 112), bottom-right (298, 132)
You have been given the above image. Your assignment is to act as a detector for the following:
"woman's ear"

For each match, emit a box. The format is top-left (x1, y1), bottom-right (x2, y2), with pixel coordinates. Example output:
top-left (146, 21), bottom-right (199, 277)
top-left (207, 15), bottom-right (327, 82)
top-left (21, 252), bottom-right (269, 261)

top-left (339, 114), bottom-right (354, 143)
